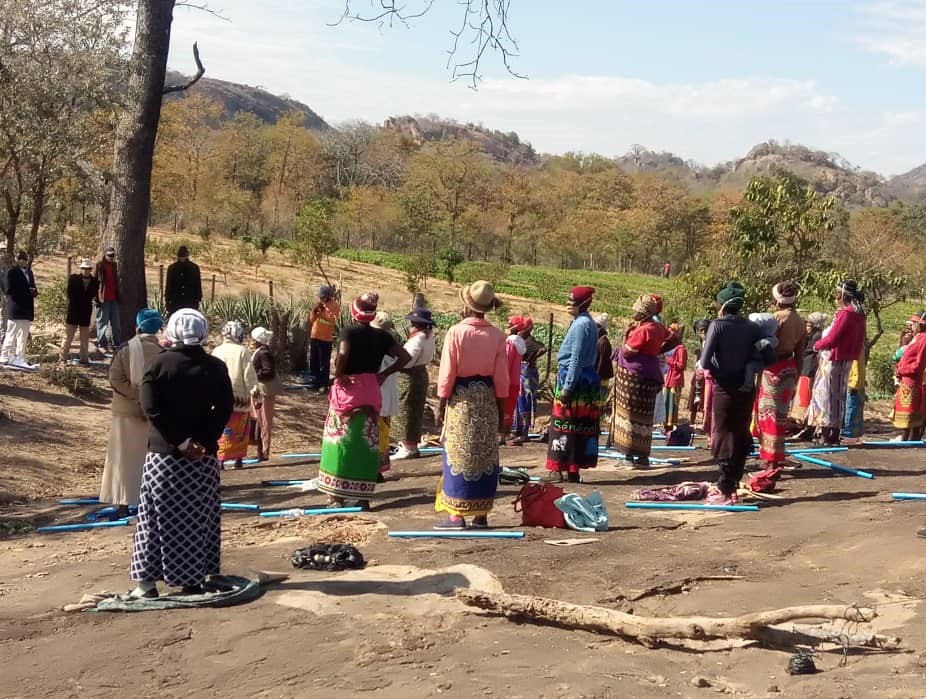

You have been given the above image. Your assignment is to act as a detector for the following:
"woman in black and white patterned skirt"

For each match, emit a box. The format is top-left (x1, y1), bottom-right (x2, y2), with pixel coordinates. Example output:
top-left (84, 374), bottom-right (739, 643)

top-left (129, 308), bottom-right (234, 598)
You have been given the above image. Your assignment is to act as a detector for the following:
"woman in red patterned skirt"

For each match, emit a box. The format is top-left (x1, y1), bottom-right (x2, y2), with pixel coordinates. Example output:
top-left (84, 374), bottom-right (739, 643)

top-left (893, 312), bottom-right (926, 441)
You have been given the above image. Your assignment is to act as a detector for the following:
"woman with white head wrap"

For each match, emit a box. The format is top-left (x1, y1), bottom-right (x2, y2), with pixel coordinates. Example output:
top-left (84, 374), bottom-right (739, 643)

top-left (130, 308), bottom-right (234, 598)
top-left (212, 319), bottom-right (259, 467)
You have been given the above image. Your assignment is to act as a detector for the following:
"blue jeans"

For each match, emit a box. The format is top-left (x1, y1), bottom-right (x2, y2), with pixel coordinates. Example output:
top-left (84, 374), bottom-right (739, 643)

top-left (96, 300), bottom-right (121, 350)
top-left (308, 339), bottom-right (332, 387)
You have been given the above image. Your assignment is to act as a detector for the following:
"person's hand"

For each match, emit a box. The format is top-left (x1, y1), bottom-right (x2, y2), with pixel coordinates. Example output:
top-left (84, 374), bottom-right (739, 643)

top-left (560, 388), bottom-right (573, 404)
top-left (30, 287), bottom-right (38, 297)
top-left (181, 441), bottom-right (205, 461)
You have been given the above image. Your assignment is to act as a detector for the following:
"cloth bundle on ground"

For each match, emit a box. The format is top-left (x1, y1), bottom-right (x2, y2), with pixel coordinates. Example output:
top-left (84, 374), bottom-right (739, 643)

top-left (554, 492), bottom-right (609, 532)
top-left (68, 574), bottom-right (267, 613)
top-left (290, 544), bottom-right (365, 571)
top-left (513, 482), bottom-right (566, 528)
top-left (747, 465), bottom-right (783, 493)
top-left (631, 482), bottom-right (710, 502)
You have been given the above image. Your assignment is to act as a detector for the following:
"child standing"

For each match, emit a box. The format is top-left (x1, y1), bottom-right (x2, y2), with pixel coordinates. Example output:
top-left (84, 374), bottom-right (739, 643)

top-left (307, 285), bottom-right (339, 390)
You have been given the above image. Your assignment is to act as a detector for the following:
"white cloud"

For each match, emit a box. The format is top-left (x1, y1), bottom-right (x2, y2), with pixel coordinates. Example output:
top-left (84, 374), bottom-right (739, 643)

top-left (854, 0), bottom-right (926, 65)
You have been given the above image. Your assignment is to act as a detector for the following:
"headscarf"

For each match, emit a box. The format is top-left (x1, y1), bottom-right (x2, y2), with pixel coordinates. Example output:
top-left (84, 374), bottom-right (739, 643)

top-left (351, 291), bottom-right (379, 323)
top-left (222, 320), bottom-right (246, 344)
top-left (251, 326), bottom-right (273, 345)
top-left (631, 294), bottom-right (660, 321)
top-left (568, 286), bottom-right (595, 311)
top-left (772, 281), bottom-right (798, 306)
top-left (136, 309), bottom-right (163, 335)
top-left (594, 313), bottom-right (610, 331)
top-left (807, 312), bottom-right (828, 329)
top-left (520, 316), bottom-right (534, 333)
top-left (837, 279), bottom-right (865, 315)
top-left (909, 311), bottom-right (926, 328)
top-left (165, 308), bottom-right (208, 347)
top-left (716, 281), bottom-right (746, 314)
top-left (508, 315), bottom-right (525, 333)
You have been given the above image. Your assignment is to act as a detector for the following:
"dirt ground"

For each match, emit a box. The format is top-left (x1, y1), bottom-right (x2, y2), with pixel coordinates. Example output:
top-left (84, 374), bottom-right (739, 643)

top-left (2, 364), bottom-right (926, 699)
top-left (2, 244), bottom-right (926, 698)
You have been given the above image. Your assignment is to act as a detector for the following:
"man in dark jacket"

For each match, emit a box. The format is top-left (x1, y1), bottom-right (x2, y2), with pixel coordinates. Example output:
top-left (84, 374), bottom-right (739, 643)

top-left (164, 245), bottom-right (202, 314)
top-left (60, 258), bottom-right (100, 364)
top-left (1, 250), bottom-right (39, 369)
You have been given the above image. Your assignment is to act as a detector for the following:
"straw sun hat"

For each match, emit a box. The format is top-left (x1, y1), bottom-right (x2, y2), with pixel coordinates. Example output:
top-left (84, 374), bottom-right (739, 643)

top-left (459, 280), bottom-right (501, 314)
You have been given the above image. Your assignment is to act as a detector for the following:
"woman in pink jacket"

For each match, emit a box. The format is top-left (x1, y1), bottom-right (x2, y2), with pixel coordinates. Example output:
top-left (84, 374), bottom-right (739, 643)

top-left (808, 280), bottom-right (866, 446)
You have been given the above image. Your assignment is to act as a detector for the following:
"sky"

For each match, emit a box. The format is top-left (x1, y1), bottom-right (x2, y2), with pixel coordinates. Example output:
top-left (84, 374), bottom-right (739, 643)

top-left (167, 0), bottom-right (926, 176)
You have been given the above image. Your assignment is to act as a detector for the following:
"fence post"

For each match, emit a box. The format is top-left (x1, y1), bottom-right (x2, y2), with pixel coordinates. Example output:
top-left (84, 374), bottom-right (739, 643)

top-left (545, 312), bottom-right (554, 382)
top-left (268, 279), bottom-right (274, 301)
top-left (211, 274), bottom-right (216, 301)
top-left (158, 264), bottom-right (164, 295)
top-left (67, 256), bottom-right (72, 276)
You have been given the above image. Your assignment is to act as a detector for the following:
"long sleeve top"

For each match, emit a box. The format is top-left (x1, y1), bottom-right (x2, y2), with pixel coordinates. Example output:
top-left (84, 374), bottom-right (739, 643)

top-left (663, 344), bottom-right (688, 389)
top-left (897, 332), bottom-right (926, 382)
top-left (211, 340), bottom-right (259, 411)
top-left (814, 306), bottom-right (866, 362)
top-left (109, 334), bottom-right (163, 418)
top-left (700, 314), bottom-right (775, 391)
top-left (506, 335), bottom-right (526, 399)
top-left (141, 345), bottom-right (234, 455)
top-left (164, 259), bottom-right (202, 313)
top-left (557, 312), bottom-right (598, 391)
top-left (801, 328), bottom-right (823, 377)
top-left (596, 334), bottom-right (614, 381)
top-left (437, 317), bottom-right (509, 399)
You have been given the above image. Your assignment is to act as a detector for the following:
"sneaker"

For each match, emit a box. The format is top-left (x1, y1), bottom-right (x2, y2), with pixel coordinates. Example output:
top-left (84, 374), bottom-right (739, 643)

top-left (11, 357), bottom-right (36, 370)
top-left (0, 357), bottom-right (8, 365)
top-left (434, 516), bottom-right (466, 530)
top-left (470, 516), bottom-right (489, 529)
top-left (392, 446), bottom-right (420, 460)
top-left (916, 527), bottom-right (926, 539)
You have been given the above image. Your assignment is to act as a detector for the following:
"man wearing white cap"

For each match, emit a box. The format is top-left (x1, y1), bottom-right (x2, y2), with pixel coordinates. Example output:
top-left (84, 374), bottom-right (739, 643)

top-left (61, 258), bottom-right (99, 364)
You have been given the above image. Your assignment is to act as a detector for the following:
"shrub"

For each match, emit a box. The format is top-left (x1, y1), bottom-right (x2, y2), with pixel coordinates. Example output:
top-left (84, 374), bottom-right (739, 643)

top-left (40, 365), bottom-right (104, 401)
top-left (437, 247), bottom-right (464, 282)
top-left (35, 276), bottom-right (68, 327)
top-left (867, 353), bottom-right (896, 401)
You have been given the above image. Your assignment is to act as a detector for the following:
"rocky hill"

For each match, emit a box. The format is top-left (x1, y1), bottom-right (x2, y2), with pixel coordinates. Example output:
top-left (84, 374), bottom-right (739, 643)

top-left (383, 114), bottom-right (538, 164)
top-left (163, 71), bottom-right (330, 130)
top-left (886, 163), bottom-right (926, 202)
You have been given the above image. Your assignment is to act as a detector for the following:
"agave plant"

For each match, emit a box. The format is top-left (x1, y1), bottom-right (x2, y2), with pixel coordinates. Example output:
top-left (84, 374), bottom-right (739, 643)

top-left (210, 295), bottom-right (242, 324)
top-left (239, 291), bottom-right (270, 329)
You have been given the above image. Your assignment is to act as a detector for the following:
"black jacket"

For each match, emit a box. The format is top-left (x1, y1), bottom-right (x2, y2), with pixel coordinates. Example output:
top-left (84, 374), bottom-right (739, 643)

top-left (5, 265), bottom-right (37, 321)
top-left (141, 345), bottom-right (234, 456)
top-left (164, 259), bottom-right (202, 314)
top-left (801, 328), bottom-right (823, 378)
top-left (700, 314), bottom-right (776, 392)
top-left (65, 274), bottom-right (99, 326)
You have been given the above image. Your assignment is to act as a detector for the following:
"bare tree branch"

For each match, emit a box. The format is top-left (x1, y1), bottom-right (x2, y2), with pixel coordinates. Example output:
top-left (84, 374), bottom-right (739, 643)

top-left (175, 1), bottom-right (229, 19)
top-left (334, 0), bottom-right (524, 89)
top-left (162, 42), bottom-right (205, 95)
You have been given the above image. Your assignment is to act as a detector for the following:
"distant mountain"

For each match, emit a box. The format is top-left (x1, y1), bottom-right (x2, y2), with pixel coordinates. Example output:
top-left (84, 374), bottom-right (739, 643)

top-left (163, 71), bottom-right (330, 130)
top-left (383, 114), bottom-right (538, 164)
top-left (886, 163), bottom-right (926, 202)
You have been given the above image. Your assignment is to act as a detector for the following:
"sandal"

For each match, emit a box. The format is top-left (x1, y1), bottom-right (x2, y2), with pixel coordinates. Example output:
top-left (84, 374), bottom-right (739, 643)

top-left (327, 497), bottom-right (346, 508)
top-left (540, 471), bottom-right (565, 483)
top-left (433, 516), bottom-right (466, 530)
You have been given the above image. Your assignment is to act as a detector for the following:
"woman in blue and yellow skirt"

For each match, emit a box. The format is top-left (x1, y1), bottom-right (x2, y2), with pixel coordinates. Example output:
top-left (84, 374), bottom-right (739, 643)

top-left (434, 281), bottom-right (510, 530)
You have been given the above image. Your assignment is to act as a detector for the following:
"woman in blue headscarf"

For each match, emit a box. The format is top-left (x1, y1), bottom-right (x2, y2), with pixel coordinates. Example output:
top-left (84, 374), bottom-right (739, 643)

top-left (100, 309), bottom-right (165, 519)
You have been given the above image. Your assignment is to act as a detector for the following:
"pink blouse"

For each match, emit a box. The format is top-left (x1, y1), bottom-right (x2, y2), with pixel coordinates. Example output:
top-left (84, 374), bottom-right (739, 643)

top-left (437, 317), bottom-right (510, 399)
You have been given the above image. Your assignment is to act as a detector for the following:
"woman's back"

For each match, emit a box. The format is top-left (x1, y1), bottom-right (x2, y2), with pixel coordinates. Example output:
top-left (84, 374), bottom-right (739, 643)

top-left (341, 324), bottom-right (394, 375)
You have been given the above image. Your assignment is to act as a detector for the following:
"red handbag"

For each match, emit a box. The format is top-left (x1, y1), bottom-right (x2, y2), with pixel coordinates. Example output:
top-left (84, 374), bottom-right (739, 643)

top-left (513, 483), bottom-right (566, 528)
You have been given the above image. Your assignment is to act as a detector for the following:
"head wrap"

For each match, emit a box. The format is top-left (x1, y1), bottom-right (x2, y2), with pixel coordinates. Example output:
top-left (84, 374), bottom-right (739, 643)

top-left (568, 286), bottom-right (595, 309)
top-left (371, 311), bottom-right (394, 331)
top-left (594, 313), bottom-right (610, 331)
top-left (716, 282), bottom-right (746, 314)
top-left (251, 326), bottom-right (273, 345)
top-left (166, 308), bottom-right (208, 347)
top-left (520, 316), bottom-right (534, 332)
top-left (318, 285), bottom-right (335, 301)
top-left (772, 281), bottom-right (798, 306)
top-left (351, 291), bottom-right (379, 323)
top-left (807, 312), bottom-right (828, 329)
top-left (508, 315), bottom-right (525, 333)
top-left (222, 320), bottom-right (246, 344)
top-left (136, 308), bottom-right (164, 335)
top-left (837, 279), bottom-right (866, 315)
top-left (631, 294), bottom-right (660, 320)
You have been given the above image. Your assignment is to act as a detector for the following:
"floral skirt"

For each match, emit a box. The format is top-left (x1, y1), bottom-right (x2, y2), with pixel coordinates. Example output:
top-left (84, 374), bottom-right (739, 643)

top-left (436, 377), bottom-right (500, 517)
top-left (217, 410), bottom-right (251, 462)
top-left (318, 408), bottom-right (380, 499)
top-left (892, 377), bottom-right (924, 430)
top-left (755, 358), bottom-right (797, 463)
top-left (611, 365), bottom-right (661, 458)
top-left (808, 358), bottom-right (850, 429)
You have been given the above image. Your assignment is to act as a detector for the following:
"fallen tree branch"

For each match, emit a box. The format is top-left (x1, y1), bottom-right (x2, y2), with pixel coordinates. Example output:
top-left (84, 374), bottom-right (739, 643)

top-left (456, 589), bottom-right (881, 647)
top-left (758, 624), bottom-right (902, 651)
top-left (163, 43), bottom-right (205, 95)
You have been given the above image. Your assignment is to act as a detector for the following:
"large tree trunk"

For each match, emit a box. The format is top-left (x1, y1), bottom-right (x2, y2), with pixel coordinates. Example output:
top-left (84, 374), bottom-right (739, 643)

top-left (102, 0), bottom-right (176, 335)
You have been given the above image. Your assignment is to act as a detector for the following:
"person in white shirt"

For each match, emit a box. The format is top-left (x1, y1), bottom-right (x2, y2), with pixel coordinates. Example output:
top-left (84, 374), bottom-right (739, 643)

top-left (393, 307), bottom-right (437, 460)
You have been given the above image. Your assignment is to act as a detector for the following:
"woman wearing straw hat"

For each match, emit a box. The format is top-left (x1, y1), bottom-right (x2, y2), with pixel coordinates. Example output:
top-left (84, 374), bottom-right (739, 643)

top-left (545, 286), bottom-right (602, 482)
top-left (434, 281), bottom-right (509, 529)
top-left (318, 292), bottom-right (410, 509)
top-left (393, 307), bottom-right (437, 460)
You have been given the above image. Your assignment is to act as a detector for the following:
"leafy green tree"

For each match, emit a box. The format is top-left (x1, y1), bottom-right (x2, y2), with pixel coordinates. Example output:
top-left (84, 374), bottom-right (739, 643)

top-left (292, 199), bottom-right (338, 285)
